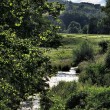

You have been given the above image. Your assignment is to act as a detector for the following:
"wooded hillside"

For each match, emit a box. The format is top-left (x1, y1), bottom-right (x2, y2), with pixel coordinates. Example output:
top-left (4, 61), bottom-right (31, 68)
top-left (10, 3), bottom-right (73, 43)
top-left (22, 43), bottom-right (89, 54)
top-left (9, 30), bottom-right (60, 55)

top-left (48, 0), bottom-right (108, 34)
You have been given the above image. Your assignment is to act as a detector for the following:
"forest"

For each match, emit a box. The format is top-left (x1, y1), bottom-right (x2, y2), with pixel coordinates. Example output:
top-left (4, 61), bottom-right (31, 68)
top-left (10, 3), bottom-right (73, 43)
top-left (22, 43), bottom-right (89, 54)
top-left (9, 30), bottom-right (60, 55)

top-left (0, 0), bottom-right (110, 110)
top-left (49, 0), bottom-right (110, 34)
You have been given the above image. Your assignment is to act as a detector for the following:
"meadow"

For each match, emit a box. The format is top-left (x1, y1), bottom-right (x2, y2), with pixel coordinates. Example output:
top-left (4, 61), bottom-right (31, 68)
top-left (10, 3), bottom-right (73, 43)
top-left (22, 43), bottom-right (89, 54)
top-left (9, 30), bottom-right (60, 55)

top-left (45, 34), bottom-right (110, 70)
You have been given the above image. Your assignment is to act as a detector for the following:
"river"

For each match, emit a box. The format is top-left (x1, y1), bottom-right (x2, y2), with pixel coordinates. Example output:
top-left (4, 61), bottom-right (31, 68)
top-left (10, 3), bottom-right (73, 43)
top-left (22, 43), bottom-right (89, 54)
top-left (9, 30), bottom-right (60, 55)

top-left (19, 67), bottom-right (79, 110)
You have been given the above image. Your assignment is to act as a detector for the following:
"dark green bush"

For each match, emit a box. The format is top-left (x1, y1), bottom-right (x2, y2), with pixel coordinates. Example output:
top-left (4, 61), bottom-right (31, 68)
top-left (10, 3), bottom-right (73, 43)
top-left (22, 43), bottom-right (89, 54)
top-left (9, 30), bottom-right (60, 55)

top-left (98, 40), bottom-right (108, 53)
top-left (48, 81), bottom-right (110, 110)
top-left (79, 61), bottom-right (110, 86)
top-left (65, 87), bottom-right (110, 110)
top-left (67, 21), bottom-right (82, 33)
top-left (95, 91), bottom-right (110, 109)
top-left (73, 41), bottom-right (94, 65)
top-left (86, 88), bottom-right (110, 110)
top-left (65, 92), bottom-right (88, 110)
top-left (105, 48), bottom-right (110, 69)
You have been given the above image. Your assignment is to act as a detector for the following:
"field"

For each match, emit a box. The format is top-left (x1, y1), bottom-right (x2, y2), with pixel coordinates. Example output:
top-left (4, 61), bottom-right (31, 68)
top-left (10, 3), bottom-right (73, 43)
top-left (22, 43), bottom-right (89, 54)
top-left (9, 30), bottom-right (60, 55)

top-left (45, 34), bottom-right (110, 69)
top-left (47, 34), bottom-right (110, 110)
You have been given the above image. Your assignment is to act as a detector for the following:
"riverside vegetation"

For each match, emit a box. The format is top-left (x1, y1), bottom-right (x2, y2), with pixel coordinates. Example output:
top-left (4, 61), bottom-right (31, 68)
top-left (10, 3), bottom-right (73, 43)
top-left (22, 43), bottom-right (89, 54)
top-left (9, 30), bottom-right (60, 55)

top-left (46, 3), bottom-right (110, 110)
top-left (45, 34), bottom-right (110, 70)
top-left (1, 0), bottom-right (110, 110)
top-left (45, 33), bottom-right (110, 110)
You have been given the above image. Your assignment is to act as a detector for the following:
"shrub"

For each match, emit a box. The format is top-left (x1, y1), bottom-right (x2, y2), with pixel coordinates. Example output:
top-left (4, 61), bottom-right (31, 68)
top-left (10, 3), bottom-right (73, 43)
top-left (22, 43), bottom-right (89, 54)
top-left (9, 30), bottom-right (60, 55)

top-left (86, 88), bottom-right (110, 110)
top-left (65, 86), bottom-right (110, 110)
top-left (105, 47), bottom-right (110, 69)
top-left (79, 61), bottom-right (110, 86)
top-left (82, 25), bottom-right (89, 34)
top-left (67, 21), bottom-right (82, 34)
top-left (98, 40), bottom-right (108, 53)
top-left (48, 81), bottom-right (110, 110)
top-left (65, 92), bottom-right (88, 110)
top-left (73, 41), bottom-right (94, 65)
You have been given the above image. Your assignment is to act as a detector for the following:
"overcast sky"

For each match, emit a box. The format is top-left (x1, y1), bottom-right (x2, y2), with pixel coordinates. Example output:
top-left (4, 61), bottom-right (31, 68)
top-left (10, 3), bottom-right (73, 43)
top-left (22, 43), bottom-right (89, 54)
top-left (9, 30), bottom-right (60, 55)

top-left (69, 0), bottom-right (106, 6)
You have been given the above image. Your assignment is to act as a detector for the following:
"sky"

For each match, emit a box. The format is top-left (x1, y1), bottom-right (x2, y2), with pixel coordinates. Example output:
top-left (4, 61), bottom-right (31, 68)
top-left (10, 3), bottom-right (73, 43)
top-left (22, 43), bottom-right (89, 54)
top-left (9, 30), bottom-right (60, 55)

top-left (69, 0), bottom-right (106, 6)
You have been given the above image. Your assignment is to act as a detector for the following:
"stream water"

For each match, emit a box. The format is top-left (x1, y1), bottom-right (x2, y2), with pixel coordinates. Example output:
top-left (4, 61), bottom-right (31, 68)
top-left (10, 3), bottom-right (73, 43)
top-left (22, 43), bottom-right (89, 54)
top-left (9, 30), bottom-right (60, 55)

top-left (48, 67), bottom-right (79, 88)
top-left (19, 67), bottom-right (79, 110)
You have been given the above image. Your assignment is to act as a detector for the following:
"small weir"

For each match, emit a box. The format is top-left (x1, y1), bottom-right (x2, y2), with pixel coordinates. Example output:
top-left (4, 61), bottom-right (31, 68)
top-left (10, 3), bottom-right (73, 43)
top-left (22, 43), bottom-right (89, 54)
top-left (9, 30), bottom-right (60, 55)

top-left (19, 67), bottom-right (79, 110)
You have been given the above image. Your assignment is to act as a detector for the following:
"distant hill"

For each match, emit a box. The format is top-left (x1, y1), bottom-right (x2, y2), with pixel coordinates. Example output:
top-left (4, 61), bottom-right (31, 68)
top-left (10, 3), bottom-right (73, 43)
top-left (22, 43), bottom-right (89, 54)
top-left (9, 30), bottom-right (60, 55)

top-left (48, 0), bottom-right (104, 17)
top-left (48, 0), bottom-right (106, 34)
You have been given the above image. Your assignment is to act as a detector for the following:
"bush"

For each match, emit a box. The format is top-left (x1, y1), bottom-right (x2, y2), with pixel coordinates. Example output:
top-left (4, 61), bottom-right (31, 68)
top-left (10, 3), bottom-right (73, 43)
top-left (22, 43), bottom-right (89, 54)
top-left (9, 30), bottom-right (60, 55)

top-left (65, 86), bottom-right (110, 110)
top-left (67, 21), bottom-right (82, 33)
top-left (48, 81), bottom-right (110, 110)
top-left (79, 61), bottom-right (110, 86)
top-left (73, 41), bottom-right (94, 65)
top-left (98, 40), bottom-right (108, 53)
top-left (65, 92), bottom-right (87, 110)
top-left (105, 47), bottom-right (110, 69)
top-left (86, 88), bottom-right (110, 110)
top-left (82, 25), bottom-right (89, 34)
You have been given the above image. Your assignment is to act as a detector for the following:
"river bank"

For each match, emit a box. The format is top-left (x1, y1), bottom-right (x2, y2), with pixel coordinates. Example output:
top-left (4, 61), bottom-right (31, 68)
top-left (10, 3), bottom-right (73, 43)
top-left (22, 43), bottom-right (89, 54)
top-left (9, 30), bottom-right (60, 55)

top-left (19, 67), bottom-right (79, 110)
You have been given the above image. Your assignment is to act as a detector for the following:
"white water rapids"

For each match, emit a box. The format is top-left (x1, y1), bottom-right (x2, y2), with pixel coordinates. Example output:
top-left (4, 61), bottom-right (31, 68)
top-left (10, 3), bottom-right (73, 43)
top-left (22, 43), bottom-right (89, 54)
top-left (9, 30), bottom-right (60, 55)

top-left (47, 67), bottom-right (79, 88)
top-left (19, 67), bottom-right (79, 110)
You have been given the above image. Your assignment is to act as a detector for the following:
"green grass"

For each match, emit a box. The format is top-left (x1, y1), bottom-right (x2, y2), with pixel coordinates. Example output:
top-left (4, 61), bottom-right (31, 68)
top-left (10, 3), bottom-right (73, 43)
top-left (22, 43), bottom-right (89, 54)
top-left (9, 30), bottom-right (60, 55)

top-left (45, 34), bottom-right (110, 68)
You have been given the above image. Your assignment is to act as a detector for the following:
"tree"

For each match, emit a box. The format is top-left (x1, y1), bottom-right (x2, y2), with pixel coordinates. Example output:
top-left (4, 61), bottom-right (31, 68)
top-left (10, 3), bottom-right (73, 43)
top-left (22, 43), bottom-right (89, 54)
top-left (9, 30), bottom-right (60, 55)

top-left (67, 21), bottom-right (82, 33)
top-left (0, 0), bottom-right (63, 109)
top-left (88, 17), bottom-right (98, 34)
top-left (103, 0), bottom-right (110, 34)
top-left (82, 25), bottom-right (89, 34)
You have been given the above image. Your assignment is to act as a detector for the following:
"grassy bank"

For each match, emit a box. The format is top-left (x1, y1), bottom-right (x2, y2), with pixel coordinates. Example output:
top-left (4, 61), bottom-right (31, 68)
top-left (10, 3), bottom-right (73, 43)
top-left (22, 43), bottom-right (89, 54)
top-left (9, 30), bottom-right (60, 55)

top-left (45, 34), bottom-right (110, 110)
top-left (45, 34), bottom-right (110, 70)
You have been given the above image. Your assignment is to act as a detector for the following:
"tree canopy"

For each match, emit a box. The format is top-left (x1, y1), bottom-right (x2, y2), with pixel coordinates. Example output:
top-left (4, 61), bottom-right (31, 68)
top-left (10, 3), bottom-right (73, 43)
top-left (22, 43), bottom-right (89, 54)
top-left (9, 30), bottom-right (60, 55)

top-left (67, 21), bottom-right (81, 33)
top-left (0, 0), bottom-right (63, 109)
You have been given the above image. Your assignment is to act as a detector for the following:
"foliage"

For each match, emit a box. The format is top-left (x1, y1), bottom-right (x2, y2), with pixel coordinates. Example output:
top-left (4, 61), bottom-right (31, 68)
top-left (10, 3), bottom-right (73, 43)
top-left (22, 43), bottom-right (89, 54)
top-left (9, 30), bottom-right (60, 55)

top-left (45, 34), bottom-right (110, 68)
top-left (105, 47), bottom-right (110, 68)
top-left (65, 91), bottom-right (87, 109)
top-left (47, 81), bottom-right (77, 110)
top-left (98, 40), bottom-right (108, 53)
top-left (49, 0), bottom-right (109, 34)
top-left (0, 0), bottom-right (63, 109)
top-left (79, 60), bottom-right (110, 86)
top-left (97, 18), bottom-right (110, 34)
top-left (65, 86), bottom-right (110, 110)
top-left (48, 81), bottom-right (110, 110)
top-left (67, 21), bottom-right (82, 33)
top-left (0, 79), bottom-right (20, 110)
top-left (88, 17), bottom-right (98, 34)
top-left (73, 41), bottom-right (94, 65)
top-left (59, 1), bottom-right (105, 34)
top-left (103, 0), bottom-right (110, 34)
top-left (79, 62), bottom-right (105, 85)
top-left (82, 25), bottom-right (89, 34)
top-left (60, 12), bottom-right (89, 29)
